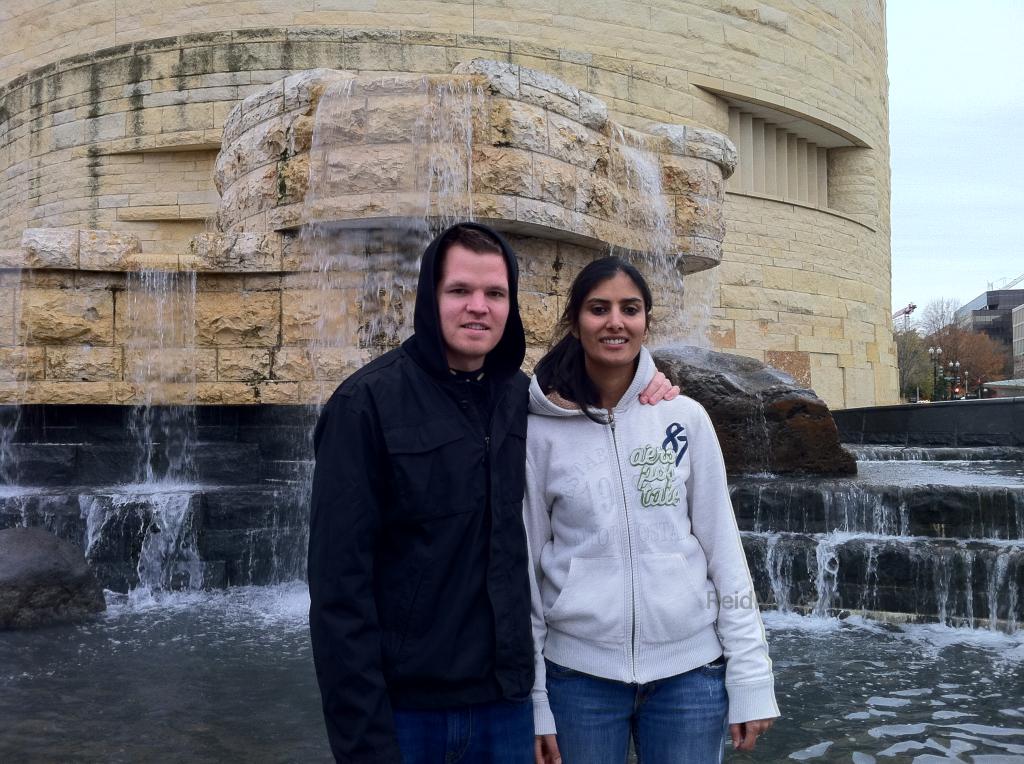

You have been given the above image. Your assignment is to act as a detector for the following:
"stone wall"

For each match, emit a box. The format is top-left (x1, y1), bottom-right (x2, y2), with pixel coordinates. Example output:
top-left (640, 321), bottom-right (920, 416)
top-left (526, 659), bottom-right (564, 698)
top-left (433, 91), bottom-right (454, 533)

top-left (0, 2), bottom-right (896, 407)
top-left (0, 64), bottom-right (736, 406)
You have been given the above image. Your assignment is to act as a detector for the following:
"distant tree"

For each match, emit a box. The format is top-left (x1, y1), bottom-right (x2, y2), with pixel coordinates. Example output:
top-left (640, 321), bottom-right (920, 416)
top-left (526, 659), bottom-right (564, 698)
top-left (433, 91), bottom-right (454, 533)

top-left (957, 331), bottom-right (1011, 392)
top-left (894, 328), bottom-right (931, 400)
top-left (911, 296), bottom-right (1013, 397)
top-left (917, 297), bottom-right (962, 339)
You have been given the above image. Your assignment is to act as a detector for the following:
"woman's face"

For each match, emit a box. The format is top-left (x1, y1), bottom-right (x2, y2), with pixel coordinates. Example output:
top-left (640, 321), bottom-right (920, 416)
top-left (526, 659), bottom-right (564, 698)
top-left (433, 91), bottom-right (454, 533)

top-left (575, 271), bottom-right (648, 372)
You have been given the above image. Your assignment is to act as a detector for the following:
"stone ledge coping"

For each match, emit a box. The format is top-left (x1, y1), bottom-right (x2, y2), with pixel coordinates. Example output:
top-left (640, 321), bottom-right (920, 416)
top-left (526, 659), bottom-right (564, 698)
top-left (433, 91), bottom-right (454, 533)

top-left (94, 131), bottom-right (223, 155)
top-left (4, 231), bottom-right (285, 274)
top-left (726, 190), bottom-right (878, 232)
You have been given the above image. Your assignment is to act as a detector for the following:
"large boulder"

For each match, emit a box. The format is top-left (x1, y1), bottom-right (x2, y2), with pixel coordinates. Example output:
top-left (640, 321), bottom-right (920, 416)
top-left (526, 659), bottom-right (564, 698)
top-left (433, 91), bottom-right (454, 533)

top-left (654, 345), bottom-right (856, 475)
top-left (0, 527), bottom-right (106, 629)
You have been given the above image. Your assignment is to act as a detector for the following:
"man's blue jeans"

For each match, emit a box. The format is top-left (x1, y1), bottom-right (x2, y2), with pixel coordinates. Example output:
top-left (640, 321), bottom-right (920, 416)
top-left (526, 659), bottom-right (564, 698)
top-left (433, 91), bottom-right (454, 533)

top-left (546, 659), bottom-right (728, 764)
top-left (393, 697), bottom-right (534, 764)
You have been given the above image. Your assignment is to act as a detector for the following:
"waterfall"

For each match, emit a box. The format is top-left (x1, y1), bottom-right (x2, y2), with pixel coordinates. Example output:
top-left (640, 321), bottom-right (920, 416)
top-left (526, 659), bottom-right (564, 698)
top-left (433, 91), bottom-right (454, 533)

top-left (607, 126), bottom-right (688, 345)
top-left (812, 537), bottom-right (840, 617)
top-left (736, 465), bottom-right (1024, 631)
top-left (80, 492), bottom-right (204, 592)
top-left (121, 269), bottom-right (199, 485)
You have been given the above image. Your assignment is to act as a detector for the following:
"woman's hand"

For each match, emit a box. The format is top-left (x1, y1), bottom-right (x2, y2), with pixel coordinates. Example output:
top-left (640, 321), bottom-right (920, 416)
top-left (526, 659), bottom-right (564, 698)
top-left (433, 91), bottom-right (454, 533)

top-left (534, 734), bottom-right (561, 764)
top-left (639, 370), bottom-right (680, 404)
top-left (730, 718), bottom-right (774, 751)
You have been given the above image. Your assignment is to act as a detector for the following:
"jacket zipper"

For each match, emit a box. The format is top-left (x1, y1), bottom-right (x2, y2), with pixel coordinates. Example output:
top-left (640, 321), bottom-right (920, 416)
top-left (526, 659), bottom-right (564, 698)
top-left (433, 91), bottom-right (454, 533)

top-left (608, 409), bottom-right (638, 683)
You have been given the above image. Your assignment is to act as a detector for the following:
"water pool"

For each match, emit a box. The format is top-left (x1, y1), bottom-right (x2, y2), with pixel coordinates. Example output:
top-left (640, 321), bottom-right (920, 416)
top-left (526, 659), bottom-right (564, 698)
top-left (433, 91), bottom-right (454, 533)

top-left (1, 585), bottom-right (1022, 763)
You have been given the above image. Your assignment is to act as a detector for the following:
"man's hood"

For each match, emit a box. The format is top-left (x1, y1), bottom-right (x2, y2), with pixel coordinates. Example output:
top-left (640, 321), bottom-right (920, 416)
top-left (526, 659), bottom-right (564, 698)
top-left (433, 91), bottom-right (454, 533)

top-left (403, 222), bottom-right (526, 379)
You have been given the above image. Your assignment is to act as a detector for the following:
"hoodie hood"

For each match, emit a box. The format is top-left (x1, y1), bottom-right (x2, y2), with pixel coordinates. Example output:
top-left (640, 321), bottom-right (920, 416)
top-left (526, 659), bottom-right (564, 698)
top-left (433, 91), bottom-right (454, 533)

top-left (402, 222), bottom-right (526, 380)
top-left (529, 347), bottom-right (656, 417)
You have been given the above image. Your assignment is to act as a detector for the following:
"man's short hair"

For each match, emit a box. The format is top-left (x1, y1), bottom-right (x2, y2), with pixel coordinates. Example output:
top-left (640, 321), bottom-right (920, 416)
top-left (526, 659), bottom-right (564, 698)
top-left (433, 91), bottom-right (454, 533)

top-left (436, 225), bottom-right (504, 283)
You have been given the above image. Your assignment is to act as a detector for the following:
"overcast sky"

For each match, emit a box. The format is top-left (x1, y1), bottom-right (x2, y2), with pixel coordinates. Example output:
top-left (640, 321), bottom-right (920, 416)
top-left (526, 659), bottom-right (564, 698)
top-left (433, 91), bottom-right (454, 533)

top-left (887, 0), bottom-right (1024, 317)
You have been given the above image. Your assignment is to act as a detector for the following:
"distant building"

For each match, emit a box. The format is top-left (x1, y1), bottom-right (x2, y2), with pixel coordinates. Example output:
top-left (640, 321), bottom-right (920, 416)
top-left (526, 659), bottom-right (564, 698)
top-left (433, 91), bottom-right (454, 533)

top-left (983, 379), bottom-right (1024, 399)
top-left (1014, 304), bottom-right (1024, 379)
top-left (955, 290), bottom-right (1024, 347)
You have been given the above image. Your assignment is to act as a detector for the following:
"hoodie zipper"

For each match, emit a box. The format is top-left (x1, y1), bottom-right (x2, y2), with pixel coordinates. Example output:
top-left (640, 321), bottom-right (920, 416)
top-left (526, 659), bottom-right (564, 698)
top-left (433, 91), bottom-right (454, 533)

top-left (608, 409), bottom-right (639, 683)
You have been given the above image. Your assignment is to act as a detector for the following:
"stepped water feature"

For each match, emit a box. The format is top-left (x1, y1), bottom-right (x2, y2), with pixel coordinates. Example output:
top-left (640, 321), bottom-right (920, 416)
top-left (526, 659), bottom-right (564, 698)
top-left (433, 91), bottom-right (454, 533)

top-left (734, 447), bottom-right (1024, 631)
top-left (0, 405), bottom-right (313, 592)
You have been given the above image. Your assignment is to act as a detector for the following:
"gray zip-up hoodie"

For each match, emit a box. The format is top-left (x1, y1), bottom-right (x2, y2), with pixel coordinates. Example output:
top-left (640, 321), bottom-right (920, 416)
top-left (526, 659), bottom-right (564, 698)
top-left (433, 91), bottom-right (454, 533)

top-left (523, 348), bottom-right (779, 735)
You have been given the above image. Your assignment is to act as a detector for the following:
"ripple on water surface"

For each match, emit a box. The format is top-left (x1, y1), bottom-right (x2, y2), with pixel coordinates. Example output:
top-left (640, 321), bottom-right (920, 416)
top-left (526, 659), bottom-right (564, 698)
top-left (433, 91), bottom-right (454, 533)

top-left (1, 590), bottom-right (1023, 762)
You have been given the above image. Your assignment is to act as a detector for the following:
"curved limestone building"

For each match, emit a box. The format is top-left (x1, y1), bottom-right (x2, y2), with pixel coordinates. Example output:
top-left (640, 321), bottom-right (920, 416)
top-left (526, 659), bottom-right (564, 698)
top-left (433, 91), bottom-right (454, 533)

top-left (0, 1), bottom-right (896, 409)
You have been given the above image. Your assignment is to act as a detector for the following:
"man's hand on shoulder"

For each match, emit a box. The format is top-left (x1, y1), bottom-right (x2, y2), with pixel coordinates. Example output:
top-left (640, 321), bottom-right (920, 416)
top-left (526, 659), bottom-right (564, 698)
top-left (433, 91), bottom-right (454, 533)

top-left (639, 370), bottom-right (679, 405)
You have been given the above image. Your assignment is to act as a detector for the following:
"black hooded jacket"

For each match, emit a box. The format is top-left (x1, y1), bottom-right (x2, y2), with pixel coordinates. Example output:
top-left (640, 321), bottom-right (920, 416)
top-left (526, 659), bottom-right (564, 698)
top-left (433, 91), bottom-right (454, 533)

top-left (308, 223), bottom-right (534, 763)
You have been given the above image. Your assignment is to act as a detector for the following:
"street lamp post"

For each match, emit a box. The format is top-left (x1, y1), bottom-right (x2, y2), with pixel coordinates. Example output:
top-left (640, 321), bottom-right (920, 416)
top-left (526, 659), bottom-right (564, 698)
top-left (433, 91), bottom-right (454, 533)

top-left (947, 360), bottom-right (961, 400)
top-left (928, 346), bottom-right (942, 400)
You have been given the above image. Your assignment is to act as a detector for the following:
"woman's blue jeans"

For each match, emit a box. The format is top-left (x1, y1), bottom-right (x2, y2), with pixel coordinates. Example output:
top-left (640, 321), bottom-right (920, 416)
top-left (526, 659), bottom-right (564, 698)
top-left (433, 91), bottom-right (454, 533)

top-left (546, 659), bottom-right (728, 764)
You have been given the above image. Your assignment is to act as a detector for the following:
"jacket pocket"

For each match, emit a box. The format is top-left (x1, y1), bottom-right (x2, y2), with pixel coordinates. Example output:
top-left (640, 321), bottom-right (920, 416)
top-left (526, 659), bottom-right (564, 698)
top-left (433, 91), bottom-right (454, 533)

top-left (637, 553), bottom-right (718, 644)
top-left (383, 421), bottom-right (475, 518)
top-left (545, 556), bottom-right (624, 645)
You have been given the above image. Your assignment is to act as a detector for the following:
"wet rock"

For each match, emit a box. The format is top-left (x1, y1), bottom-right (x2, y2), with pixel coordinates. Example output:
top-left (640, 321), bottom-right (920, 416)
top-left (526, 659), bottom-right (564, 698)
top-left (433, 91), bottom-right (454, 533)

top-left (654, 345), bottom-right (856, 475)
top-left (0, 527), bottom-right (105, 629)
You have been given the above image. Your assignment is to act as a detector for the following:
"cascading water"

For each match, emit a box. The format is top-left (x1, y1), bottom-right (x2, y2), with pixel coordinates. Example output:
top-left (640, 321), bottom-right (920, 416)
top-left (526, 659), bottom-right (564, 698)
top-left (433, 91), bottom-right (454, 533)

top-left (1, 268), bottom-right (26, 488)
top-left (302, 75), bottom-right (487, 362)
top-left (606, 126), bottom-right (689, 345)
top-left (121, 269), bottom-right (199, 486)
top-left (734, 453), bottom-right (1024, 631)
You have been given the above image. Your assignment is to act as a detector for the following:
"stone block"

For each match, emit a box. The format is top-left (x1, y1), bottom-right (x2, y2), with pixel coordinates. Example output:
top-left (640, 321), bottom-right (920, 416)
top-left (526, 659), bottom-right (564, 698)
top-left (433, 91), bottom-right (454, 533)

top-left (271, 347), bottom-right (313, 381)
top-left (189, 232), bottom-right (282, 272)
top-left (519, 84), bottom-right (578, 122)
top-left (196, 292), bottom-right (280, 347)
top-left (470, 193), bottom-right (518, 222)
top-left (17, 381), bottom-right (115, 405)
top-left (522, 65), bottom-right (580, 102)
top-left (19, 288), bottom-right (114, 344)
top-left (518, 291), bottom-right (559, 345)
top-left (578, 91), bottom-right (608, 130)
top-left (123, 349), bottom-right (218, 383)
top-left (471, 145), bottom-right (535, 197)
top-left (21, 229), bottom-right (79, 269)
top-left (324, 144), bottom-right (414, 193)
top-left (660, 155), bottom-right (707, 195)
top-left (158, 102), bottom-right (215, 133)
top-left (283, 68), bottom-right (355, 113)
top-left (0, 250), bottom-right (23, 269)
top-left (287, 114), bottom-right (315, 155)
top-left (489, 98), bottom-right (548, 153)
top-left (452, 59), bottom-right (520, 98)
top-left (44, 346), bottom-right (119, 381)
top-left (218, 348), bottom-right (272, 382)
top-left (193, 383), bottom-right (259, 404)
top-left (575, 173), bottom-right (621, 219)
top-left (534, 154), bottom-right (577, 209)
top-left (308, 91), bottom-right (366, 144)
top-left (257, 381), bottom-right (301, 403)
top-left (547, 114), bottom-right (606, 171)
top-left (364, 95), bottom-right (425, 143)
top-left (0, 347), bottom-right (45, 381)
top-left (311, 347), bottom-right (370, 380)
top-left (78, 230), bottom-right (142, 271)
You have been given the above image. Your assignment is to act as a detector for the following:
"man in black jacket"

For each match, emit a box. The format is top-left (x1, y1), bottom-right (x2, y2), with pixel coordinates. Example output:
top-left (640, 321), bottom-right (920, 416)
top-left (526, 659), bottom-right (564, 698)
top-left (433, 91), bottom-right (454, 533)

top-left (309, 223), bottom-right (674, 763)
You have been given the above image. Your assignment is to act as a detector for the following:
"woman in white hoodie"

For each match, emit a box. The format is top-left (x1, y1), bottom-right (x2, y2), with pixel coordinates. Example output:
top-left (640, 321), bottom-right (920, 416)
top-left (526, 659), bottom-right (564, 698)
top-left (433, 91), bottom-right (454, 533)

top-left (524, 257), bottom-right (778, 764)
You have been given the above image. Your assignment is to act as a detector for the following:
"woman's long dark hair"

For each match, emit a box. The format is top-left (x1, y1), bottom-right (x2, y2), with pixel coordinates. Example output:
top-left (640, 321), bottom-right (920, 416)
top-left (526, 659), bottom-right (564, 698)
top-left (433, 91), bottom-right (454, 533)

top-left (535, 256), bottom-right (653, 423)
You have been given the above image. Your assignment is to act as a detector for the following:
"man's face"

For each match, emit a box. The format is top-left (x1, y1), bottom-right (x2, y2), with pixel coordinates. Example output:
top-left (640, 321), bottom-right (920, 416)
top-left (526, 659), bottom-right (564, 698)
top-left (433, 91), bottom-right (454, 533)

top-left (436, 243), bottom-right (510, 371)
